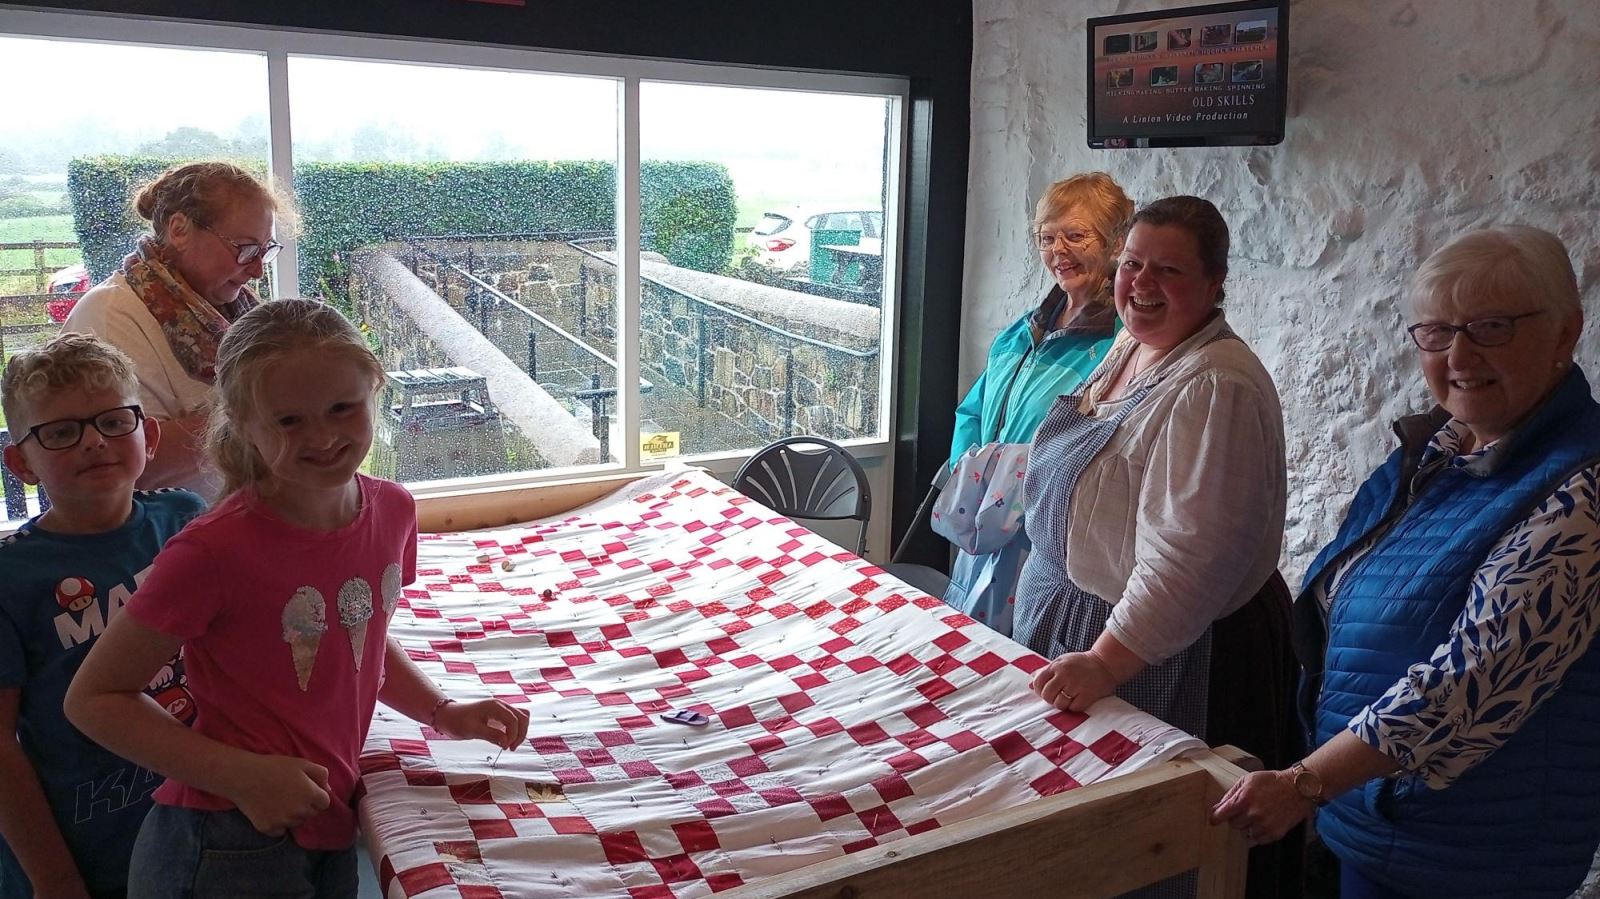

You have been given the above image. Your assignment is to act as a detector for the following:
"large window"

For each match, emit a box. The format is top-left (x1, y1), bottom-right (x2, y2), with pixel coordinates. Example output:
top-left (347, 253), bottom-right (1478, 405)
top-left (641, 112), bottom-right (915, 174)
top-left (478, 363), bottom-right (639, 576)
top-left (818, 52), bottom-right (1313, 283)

top-left (0, 12), bottom-right (906, 526)
top-left (635, 83), bottom-right (892, 462)
top-left (287, 57), bottom-right (622, 479)
top-left (0, 34), bottom-right (269, 522)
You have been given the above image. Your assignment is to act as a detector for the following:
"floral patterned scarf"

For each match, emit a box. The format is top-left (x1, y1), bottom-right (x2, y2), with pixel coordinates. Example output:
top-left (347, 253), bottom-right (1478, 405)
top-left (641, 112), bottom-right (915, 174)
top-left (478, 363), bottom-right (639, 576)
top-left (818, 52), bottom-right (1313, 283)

top-left (120, 235), bottom-right (260, 383)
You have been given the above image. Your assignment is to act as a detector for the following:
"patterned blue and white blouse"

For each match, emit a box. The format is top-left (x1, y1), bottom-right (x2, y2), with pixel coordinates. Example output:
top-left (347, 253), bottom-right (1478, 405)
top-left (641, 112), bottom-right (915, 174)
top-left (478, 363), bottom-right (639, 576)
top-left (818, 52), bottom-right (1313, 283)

top-left (1316, 419), bottom-right (1600, 789)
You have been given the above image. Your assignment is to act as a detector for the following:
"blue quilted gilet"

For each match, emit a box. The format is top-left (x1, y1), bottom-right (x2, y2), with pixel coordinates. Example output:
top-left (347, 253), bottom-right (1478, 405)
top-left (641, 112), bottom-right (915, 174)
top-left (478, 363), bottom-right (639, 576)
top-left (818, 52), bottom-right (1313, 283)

top-left (1300, 367), bottom-right (1600, 899)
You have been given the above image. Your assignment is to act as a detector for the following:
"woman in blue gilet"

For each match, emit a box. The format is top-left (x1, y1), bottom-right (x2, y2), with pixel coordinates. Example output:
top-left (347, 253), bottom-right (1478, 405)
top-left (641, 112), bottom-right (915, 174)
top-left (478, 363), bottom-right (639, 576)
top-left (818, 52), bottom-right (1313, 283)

top-left (1212, 226), bottom-right (1600, 899)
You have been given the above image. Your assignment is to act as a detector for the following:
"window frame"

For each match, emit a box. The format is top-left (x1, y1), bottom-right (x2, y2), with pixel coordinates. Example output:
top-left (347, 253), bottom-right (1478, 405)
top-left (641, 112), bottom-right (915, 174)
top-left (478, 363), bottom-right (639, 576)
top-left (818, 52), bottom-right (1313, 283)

top-left (0, 8), bottom-right (910, 513)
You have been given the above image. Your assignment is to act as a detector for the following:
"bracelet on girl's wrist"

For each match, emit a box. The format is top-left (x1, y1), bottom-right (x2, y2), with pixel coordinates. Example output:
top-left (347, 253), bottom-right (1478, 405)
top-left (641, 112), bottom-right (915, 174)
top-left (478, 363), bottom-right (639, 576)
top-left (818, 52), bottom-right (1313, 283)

top-left (428, 696), bottom-right (455, 729)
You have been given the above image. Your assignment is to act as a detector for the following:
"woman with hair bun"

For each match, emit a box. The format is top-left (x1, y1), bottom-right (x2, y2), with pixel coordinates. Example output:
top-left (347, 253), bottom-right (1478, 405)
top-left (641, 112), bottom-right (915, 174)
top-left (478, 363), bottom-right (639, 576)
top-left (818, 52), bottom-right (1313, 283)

top-left (64, 161), bottom-right (290, 500)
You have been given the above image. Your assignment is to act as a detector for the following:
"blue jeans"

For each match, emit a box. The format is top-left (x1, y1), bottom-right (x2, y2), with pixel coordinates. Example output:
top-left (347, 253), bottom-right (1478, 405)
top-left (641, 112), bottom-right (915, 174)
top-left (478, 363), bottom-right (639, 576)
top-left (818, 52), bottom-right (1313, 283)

top-left (127, 806), bottom-right (356, 899)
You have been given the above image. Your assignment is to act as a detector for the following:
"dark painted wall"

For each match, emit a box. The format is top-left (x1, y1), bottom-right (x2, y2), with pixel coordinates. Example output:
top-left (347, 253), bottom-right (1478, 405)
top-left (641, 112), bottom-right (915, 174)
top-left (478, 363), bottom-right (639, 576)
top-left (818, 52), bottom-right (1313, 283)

top-left (14, 0), bottom-right (967, 563)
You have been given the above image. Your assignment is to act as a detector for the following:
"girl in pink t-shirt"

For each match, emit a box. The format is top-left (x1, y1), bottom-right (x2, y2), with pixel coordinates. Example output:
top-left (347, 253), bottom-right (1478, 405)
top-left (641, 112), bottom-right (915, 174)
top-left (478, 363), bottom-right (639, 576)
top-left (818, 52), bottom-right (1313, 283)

top-left (67, 299), bottom-right (529, 898)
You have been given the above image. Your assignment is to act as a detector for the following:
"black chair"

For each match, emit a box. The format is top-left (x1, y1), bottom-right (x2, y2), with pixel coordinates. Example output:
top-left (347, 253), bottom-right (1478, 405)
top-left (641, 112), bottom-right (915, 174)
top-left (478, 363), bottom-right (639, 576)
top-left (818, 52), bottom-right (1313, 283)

top-left (0, 428), bottom-right (47, 521)
top-left (732, 436), bottom-right (870, 555)
top-left (731, 436), bottom-right (950, 597)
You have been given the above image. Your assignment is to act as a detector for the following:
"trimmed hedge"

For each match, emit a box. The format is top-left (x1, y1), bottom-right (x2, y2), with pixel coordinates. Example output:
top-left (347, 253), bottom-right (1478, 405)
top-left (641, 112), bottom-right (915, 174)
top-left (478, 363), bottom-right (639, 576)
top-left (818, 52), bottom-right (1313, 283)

top-left (67, 156), bottom-right (738, 286)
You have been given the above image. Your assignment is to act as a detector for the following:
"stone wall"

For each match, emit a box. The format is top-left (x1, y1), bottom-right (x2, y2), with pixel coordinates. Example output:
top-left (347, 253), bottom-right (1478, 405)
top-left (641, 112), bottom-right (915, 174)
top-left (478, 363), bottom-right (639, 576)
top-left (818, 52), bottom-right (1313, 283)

top-left (349, 248), bottom-right (602, 468)
top-left (581, 255), bottom-right (882, 442)
top-left (967, 0), bottom-right (1600, 582)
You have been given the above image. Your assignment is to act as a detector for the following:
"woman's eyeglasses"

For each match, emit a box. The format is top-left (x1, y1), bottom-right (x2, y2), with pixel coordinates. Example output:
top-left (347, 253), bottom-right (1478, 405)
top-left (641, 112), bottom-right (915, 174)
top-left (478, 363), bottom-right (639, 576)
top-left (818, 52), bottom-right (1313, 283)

top-left (1406, 311), bottom-right (1546, 352)
top-left (203, 225), bottom-right (283, 266)
top-left (18, 405), bottom-right (145, 451)
top-left (1034, 229), bottom-right (1099, 252)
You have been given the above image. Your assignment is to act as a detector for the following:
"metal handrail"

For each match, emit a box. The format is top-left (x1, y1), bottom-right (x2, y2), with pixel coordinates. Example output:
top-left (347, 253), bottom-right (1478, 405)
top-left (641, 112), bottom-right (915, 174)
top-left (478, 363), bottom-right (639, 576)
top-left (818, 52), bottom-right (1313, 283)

top-left (567, 237), bottom-right (878, 360)
top-left (406, 229), bottom-right (622, 244)
top-left (393, 231), bottom-right (880, 446)
top-left (403, 240), bottom-right (652, 393)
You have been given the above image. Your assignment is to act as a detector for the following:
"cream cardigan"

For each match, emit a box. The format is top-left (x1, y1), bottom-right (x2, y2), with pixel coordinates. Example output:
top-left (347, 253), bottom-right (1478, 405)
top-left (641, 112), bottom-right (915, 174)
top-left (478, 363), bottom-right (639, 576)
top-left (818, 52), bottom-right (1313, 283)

top-left (63, 273), bottom-right (221, 499)
top-left (1062, 311), bottom-right (1286, 664)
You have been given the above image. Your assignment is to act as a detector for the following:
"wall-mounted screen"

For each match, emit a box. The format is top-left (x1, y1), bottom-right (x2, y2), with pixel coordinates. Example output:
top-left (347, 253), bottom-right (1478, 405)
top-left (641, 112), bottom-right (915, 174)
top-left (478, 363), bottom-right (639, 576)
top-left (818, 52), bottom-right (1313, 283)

top-left (1087, 0), bottom-right (1288, 148)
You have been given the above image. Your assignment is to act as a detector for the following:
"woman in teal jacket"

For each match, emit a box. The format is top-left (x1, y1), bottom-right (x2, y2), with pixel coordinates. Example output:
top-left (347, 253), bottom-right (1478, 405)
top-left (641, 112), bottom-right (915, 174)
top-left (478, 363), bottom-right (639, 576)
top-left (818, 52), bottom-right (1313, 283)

top-left (944, 172), bottom-right (1132, 635)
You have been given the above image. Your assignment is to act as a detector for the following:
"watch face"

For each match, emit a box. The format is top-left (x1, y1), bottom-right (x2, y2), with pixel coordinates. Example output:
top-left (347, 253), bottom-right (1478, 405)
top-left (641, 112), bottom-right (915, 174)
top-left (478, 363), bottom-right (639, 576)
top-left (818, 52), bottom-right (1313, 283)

top-left (1293, 769), bottom-right (1323, 800)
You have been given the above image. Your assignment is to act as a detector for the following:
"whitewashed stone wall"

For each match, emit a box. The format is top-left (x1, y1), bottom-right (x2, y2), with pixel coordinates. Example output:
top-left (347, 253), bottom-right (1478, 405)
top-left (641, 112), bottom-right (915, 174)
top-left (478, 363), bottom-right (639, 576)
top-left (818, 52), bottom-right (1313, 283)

top-left (965, 0), bottom-right (1600, 582)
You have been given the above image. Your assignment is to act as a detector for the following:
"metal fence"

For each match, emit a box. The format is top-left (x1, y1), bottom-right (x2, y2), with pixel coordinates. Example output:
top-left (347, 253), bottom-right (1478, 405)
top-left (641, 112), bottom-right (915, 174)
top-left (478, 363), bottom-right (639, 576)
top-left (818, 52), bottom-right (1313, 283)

top-left (0, 240), bottom-right (83, 361)
top-left (567, 237), bottom-right (879, 441)
top-left (401, 235), bottom-right (652, 461)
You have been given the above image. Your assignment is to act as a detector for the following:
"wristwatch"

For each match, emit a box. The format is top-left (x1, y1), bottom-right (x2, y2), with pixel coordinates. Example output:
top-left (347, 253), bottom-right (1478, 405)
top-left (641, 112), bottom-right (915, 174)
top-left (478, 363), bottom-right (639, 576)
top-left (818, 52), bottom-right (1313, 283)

top-left (1287, 762), bottom-right (1328, 806)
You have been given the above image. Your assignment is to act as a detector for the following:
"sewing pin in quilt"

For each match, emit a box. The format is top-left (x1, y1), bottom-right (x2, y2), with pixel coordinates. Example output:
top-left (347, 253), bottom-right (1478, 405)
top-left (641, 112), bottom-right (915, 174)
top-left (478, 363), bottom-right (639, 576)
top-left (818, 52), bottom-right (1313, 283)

top-left (488, 719), bottom-right (508, 768)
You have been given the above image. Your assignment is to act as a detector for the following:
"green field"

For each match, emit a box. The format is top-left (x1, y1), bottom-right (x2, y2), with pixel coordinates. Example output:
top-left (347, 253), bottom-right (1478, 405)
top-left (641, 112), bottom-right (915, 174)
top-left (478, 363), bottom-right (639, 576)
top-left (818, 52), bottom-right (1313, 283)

top-left (0, 213), bottom-right (81, 295)
top-left (1, 213), bottom-right (78, 426)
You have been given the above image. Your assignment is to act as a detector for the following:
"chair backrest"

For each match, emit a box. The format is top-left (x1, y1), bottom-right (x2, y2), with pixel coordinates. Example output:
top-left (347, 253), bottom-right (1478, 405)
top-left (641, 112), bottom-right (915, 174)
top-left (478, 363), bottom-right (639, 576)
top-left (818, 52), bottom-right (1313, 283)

top-left (1, 428), bottom-right (28, 520)
top-left (732, 436), bottom-right (870, 555)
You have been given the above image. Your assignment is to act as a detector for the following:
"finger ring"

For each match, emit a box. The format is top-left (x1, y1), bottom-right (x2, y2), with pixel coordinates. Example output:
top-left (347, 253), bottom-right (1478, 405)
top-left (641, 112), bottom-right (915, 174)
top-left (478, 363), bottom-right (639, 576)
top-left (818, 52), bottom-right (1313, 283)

top-left (1061, 692), bottom-right (1076, 703)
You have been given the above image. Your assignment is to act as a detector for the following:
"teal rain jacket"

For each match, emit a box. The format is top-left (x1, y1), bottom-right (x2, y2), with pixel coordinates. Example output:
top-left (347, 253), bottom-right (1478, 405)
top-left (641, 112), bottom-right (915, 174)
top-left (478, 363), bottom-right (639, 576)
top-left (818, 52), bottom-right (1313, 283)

top-left (949, 288), bottom-right (1119, 460)
top-left (943, 288), bottom-right (1119, 635)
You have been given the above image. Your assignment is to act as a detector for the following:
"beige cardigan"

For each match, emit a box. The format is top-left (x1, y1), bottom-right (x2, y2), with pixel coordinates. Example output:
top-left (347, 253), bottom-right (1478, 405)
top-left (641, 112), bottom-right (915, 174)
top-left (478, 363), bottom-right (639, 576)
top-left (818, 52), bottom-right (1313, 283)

top-left (1063, 311), bottom-right (1286, 665)
top-left (63, 273), bottom-right (221, 499)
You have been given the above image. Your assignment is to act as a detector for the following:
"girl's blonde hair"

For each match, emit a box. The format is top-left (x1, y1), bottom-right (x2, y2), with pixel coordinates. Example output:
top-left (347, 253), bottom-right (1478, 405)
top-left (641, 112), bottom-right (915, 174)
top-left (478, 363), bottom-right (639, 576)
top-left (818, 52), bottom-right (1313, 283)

top-left (207, 299), bottom-right (384, 497)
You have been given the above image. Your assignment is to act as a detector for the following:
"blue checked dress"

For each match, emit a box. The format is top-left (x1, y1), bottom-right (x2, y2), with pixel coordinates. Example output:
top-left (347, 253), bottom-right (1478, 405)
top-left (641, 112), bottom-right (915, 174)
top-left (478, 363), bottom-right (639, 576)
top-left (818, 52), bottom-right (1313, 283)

top-left (1013, 334), bottom-right (1241, 741)
top-left (1012, 377), bottom-right (1209, 899)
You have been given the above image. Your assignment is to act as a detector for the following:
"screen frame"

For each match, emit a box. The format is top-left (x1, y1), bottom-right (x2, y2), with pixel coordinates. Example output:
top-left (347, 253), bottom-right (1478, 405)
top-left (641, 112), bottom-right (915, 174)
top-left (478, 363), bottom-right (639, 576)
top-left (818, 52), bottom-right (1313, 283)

top-left (1086, 0), bottom-right (1289, 149)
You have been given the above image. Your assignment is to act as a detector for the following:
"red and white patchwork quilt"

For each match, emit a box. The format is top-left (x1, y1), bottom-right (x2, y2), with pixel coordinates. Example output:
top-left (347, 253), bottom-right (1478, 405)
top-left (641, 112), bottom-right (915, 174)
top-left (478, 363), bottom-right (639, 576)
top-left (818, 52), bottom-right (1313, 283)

top-left (360, 470), bottom-right (1202, 898)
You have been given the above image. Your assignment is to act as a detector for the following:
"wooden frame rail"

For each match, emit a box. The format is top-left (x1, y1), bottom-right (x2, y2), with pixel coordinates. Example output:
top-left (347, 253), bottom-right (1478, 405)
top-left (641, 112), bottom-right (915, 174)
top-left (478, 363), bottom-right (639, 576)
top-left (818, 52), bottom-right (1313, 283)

top-left (720, 747), bottom-right (1253, 899)
top-left (414, 470), bottom-right (654, 533)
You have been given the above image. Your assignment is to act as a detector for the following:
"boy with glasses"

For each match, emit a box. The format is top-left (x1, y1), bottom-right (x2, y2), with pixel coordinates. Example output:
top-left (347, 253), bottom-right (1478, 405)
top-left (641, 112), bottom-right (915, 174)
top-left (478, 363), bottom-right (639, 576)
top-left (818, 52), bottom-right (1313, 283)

top-left (0, 333), bottom-right (204, 898)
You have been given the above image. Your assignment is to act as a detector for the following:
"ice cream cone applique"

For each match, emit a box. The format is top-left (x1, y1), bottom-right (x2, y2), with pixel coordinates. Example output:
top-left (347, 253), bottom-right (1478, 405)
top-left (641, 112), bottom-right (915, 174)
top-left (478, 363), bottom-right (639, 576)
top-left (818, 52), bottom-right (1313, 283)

top-left (281, 587), bottom-right (327, 691)
top-left (380, 562), bottom-right (403, 618)
top-left (337, 577), bottom-right (375, 671)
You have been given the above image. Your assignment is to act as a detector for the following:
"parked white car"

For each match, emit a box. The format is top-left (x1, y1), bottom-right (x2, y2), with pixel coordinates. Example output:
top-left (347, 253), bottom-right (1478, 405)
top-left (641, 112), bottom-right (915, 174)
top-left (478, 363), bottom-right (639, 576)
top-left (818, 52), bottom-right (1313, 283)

top-left (748, 207), bottom-right (883, 275)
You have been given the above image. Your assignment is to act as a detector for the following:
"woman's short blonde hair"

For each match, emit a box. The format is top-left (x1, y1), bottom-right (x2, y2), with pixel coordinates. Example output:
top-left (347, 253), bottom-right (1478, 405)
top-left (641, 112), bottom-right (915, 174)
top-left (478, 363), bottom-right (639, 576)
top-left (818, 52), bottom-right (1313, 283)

top-left (1409, 225), bottom-right (1580, 318)
top-left (1033, 172), bottom-right (1136, 252)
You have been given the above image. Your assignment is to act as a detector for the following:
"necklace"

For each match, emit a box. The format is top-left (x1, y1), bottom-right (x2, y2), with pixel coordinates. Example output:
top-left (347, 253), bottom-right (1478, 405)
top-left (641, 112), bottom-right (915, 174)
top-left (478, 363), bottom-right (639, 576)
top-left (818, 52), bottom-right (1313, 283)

top-left (1092, 343), bottom-right (1158, 408)
top-left (1126, 344), bottom-right (1161, 384)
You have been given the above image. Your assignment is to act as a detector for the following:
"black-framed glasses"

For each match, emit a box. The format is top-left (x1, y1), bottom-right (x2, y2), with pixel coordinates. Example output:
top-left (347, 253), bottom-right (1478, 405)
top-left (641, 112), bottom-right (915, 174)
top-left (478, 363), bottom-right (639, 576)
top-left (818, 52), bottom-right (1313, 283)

top-left (18, 405), bottom-right (145, 451)
top-left (203, 225), bottom-right (283, 266)
top-left (1034, 229), bottom-right (1099, 252)
top-left (1406, 311), bottom-right (1546, 352)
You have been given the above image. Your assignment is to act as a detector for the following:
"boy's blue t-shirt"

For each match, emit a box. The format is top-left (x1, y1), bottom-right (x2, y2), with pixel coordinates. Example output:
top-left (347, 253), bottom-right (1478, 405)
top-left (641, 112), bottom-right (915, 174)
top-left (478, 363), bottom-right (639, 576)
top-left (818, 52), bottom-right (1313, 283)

top-left (0, 489), bottom-right (205, 897)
